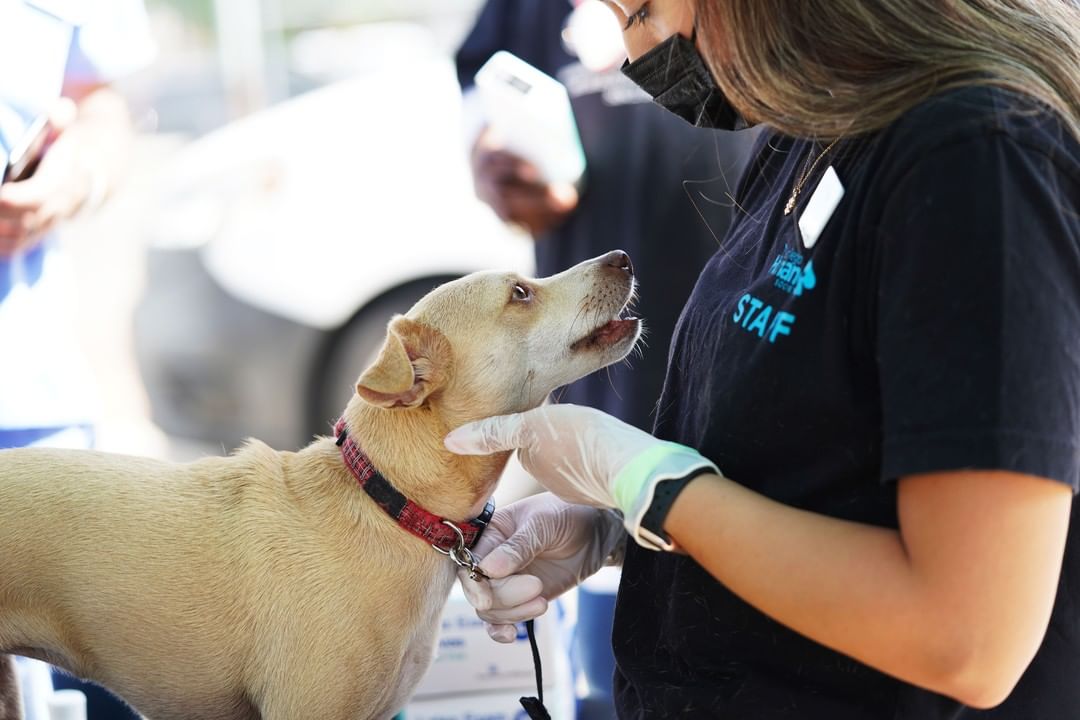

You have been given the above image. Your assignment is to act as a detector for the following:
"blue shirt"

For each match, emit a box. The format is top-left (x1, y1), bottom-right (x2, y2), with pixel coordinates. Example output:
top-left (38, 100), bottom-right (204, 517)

top-left (0, 0), bottom-right (153, 430)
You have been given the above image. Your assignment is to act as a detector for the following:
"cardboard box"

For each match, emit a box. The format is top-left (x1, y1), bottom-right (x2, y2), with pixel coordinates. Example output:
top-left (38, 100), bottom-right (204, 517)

top-left (403, 688), bottom-right (571, 720)
top-left (410, 586), bottom-right (564, 699)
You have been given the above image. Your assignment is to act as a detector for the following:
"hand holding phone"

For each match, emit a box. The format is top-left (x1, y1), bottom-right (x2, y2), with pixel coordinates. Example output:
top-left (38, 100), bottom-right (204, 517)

top-left (0, 108), bottom-right (81, 256)
top-left (470, 126), bottom-right (580, 237)
top-left (474, 51), bottom-right (586, 187)
top-left (2, 113), bottom-right (51, 184)
top-left (2, 114), bottom-right (51, 185)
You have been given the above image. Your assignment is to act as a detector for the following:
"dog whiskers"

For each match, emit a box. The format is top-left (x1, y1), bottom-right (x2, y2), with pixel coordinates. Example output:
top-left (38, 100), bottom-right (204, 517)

top-left (569, 302), bottom-right (591, 339)
top-left (603, 365), bottom-right (625, 402)
top-left (552, 385), bottom-right (568, 404)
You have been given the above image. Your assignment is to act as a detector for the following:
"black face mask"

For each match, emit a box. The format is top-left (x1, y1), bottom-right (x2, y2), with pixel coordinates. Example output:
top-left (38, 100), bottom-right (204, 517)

top-left (621, 32), bottom-right (746, 130)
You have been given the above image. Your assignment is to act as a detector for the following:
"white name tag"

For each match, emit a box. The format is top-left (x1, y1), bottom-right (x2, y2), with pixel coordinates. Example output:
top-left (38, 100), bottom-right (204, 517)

top-left (798, 165), bottom-right (845, 250)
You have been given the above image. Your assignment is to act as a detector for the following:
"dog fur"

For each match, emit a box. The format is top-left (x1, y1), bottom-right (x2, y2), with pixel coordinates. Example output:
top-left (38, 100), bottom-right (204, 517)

top-left (0, 252), bottom-right (640, 720)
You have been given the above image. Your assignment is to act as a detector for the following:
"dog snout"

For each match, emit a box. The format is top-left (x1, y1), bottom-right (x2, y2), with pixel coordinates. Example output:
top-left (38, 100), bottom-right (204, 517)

top-left (598, 250), bottom-right (634, 278)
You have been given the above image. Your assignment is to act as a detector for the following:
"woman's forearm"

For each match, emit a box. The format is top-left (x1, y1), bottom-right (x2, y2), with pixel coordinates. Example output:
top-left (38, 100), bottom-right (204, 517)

top-left (664, 470), bottom-right (1071, 708)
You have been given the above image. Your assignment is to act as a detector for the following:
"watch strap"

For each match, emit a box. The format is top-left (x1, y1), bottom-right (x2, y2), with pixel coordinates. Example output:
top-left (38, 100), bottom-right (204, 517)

top-left (639, 468), bottom-right (717, 552)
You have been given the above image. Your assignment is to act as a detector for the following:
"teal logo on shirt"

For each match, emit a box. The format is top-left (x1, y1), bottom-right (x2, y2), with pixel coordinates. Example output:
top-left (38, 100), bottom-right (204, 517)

top-left (731, 246), bottom-right (817, 344)
top-left (770, 246), bottom-right (816, 296)
top-left (733, 294), bottom-right (796, 343)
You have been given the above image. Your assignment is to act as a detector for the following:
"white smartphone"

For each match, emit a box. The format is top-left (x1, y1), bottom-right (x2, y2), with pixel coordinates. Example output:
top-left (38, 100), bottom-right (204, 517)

top-left (3, 114), bottom-right (50, 184)
top-left (474, 51), bottom-right (586, 186)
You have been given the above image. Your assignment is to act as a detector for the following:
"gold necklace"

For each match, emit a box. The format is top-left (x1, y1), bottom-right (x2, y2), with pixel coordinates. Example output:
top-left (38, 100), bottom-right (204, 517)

top-left (784, 136), bottom-right (842, 216)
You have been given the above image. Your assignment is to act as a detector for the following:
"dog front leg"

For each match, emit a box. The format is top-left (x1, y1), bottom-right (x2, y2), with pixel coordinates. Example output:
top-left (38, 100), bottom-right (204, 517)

top-left (0, 655), bottom-right (23, 720)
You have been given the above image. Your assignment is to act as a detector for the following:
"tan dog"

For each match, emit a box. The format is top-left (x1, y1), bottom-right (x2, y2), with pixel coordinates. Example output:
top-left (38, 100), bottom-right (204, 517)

top-left (0, 251), bottom-right (640, 720)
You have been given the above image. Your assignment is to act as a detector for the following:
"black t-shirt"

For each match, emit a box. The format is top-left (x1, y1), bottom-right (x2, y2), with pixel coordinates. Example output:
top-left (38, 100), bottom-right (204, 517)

top-left (455, 0), bottom-right (756, 430)
top-left (613, 86), bottom-right (1080, 718)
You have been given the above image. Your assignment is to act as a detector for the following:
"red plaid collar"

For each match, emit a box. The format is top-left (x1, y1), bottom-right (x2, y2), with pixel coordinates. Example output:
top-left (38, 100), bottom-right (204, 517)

top-left (334, 418), bottom-right (494, 553)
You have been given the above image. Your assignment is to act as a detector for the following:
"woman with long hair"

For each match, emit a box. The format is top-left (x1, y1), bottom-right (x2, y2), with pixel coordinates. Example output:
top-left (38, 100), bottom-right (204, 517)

top-left (447, 1), bottom-right (1080, 717)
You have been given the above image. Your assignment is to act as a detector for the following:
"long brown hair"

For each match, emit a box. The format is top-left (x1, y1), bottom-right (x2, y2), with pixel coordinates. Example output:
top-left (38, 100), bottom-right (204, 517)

top-left (692, 0), bottom-right (1080, 140)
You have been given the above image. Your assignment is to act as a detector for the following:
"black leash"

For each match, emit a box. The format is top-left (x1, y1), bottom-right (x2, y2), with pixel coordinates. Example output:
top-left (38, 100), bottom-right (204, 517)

top-left (519, 619), bottom-right (552, 719)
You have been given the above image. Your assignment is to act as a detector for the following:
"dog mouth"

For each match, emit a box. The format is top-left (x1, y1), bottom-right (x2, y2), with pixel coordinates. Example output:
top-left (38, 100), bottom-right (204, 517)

top-left (569, 310), bottom-right (641, 352)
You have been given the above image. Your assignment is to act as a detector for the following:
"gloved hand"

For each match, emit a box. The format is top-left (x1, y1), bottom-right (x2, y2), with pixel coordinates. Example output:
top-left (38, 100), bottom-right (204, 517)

top-left (458, 492), bottom-right (626, 643)
top-left (446, 404), bottom-right (720, 550)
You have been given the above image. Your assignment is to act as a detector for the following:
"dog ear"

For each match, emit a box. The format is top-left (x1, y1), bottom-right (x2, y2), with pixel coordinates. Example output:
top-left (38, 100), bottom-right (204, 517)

top-left (356, 316), bottom-right (452, 409)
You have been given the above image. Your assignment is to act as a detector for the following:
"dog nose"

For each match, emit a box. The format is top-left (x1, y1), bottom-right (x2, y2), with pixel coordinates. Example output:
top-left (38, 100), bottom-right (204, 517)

top-left (600, 250), bottom-right (634, 277)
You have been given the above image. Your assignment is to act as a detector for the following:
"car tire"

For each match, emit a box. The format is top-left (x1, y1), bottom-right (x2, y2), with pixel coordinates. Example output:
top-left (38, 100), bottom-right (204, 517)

top-left (307, 276), bottom-right (459, 438)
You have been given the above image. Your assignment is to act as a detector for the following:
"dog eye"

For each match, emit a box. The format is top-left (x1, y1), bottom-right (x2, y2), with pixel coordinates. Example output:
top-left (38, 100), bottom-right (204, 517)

top-left (511, 283), bottom-right (532, 303)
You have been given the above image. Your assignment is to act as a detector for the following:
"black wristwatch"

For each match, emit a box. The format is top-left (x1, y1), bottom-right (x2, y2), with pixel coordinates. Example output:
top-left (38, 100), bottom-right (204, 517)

top-left (637, 467), bottom-right (715, 550)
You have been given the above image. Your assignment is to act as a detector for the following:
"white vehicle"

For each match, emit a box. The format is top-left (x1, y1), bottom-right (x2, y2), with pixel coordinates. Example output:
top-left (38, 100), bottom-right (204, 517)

top-left (136, 30), bottom-right (532, 450)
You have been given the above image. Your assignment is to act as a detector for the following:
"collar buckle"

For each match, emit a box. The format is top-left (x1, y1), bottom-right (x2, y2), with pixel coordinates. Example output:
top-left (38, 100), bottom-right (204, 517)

top-left (432, 520), bottom-right (489, 581)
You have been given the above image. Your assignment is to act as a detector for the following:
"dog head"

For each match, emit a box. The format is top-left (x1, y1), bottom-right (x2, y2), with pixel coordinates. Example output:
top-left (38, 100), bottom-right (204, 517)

top-left (354, 250), bottom-right (641, 423)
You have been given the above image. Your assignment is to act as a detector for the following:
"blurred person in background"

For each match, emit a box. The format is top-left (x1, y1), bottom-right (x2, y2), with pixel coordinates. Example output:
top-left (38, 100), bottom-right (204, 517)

top-left (0, 1), bottom-right (154, 718)
top-left (455, 1), bottom-right (754, 716)
top-left (458, 0), bottom-right (752, 431)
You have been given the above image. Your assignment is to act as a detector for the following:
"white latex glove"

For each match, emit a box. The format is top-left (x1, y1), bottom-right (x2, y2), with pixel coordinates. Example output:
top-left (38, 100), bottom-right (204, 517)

top-left (458, 492), bottom-right (626, 643)
top-left (446, 404), bottom-right (719, 550)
